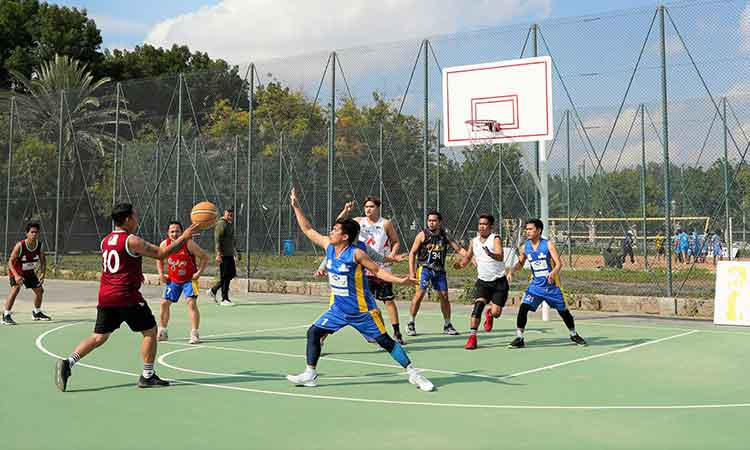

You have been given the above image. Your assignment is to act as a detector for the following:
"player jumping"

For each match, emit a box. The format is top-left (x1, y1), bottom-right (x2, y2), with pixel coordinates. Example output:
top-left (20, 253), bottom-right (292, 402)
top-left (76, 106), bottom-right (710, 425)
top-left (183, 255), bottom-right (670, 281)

top-left (507, 219), bottom-right (586, 348)
top-left (453, 214), bottom-right (508, 350)
top-left (55, 203), bottom-right (197, 391)
top-left (286, 188), bottom-right (434, 391)
top-left (156, 221), bottom-right (209, 344)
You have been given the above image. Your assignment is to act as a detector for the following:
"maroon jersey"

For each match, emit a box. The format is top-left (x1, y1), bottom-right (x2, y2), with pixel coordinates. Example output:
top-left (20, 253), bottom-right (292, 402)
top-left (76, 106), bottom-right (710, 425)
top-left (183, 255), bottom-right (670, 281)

top-left (98, 230), bottom-right (144, 307)
top-left (9, 240), bottom-right (41, 277)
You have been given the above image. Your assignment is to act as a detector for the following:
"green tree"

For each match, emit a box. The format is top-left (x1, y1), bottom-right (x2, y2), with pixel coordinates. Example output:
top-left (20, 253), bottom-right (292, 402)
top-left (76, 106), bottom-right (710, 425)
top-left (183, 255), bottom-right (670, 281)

top-left (0, 0), bottom-right (103, 89)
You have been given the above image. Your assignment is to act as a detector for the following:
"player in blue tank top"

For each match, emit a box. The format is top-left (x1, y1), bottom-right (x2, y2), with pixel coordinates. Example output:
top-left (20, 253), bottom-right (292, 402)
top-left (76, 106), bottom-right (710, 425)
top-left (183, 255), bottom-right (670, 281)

top-left (507, 219), bottom-right (587, 348)
top-left (285, 188), bottom-right (434, 392)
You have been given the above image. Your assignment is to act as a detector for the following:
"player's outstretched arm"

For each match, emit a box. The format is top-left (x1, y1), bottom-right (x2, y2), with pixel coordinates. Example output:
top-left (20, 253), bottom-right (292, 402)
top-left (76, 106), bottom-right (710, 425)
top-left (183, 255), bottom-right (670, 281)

top-left (448, 238), bottom-right (468, 258)
top-left (507, 245), bottom-right (526, 283)
top-left (335, 201), bottom-right (355, 221)
top-left (290, 188), bottom-right (329, 249)
top-left (453, 242), bottom-right (474, 270)
top-left (408, 232), bottom-right (424, 278)
top-left (128, 224), bottom-right (197, 260)
top-left (188, 240), bottom-right (209, 280)
top-left (355, 249), bottom-right (413, 285)
top-left (156, 240), bottom-right (168, 283)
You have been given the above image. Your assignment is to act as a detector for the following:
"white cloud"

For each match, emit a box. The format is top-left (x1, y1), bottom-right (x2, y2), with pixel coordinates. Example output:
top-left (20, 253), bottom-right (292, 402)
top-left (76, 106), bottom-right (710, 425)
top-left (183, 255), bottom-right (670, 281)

top-left (145, 0), bottom-right (551, 64)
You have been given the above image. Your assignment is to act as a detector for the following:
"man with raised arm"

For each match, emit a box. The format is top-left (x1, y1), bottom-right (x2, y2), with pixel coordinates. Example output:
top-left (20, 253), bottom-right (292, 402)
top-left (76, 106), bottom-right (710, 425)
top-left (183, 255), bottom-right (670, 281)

top-left (55, 203), bottom-right (198, 392)
top-left (286, 188), bottom-right (434, 391)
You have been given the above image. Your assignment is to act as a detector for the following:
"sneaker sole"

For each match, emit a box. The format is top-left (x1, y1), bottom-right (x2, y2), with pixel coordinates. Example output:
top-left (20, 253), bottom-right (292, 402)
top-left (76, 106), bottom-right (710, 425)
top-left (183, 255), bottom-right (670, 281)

top-left (55, 360), bottom-right (68, 392)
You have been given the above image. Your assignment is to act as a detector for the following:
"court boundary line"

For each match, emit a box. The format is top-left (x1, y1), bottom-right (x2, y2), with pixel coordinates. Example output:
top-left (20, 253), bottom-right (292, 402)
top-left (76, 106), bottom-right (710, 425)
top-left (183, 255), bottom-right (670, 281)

top-left (34, 322), bottom-right (750, 410)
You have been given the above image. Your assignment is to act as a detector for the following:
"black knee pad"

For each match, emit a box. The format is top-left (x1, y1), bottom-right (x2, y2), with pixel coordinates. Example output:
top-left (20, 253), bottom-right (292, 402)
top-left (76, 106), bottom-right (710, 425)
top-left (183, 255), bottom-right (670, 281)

top-left (374, 333), bottom-right (396, 353)
top-left (471, 301), bottom-right (486, 319)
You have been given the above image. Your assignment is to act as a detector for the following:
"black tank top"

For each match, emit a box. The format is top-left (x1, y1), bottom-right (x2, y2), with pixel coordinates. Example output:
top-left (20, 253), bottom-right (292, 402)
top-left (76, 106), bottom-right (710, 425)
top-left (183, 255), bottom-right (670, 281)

top-left (417, 228), bottom-right (450, 272)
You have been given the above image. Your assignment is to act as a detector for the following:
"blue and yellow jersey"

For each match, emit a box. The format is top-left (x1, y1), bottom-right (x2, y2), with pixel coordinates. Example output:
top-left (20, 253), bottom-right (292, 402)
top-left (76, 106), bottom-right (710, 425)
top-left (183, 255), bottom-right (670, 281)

top-left (524, 238), bottom-right (562, 293)
top-left (325, 244), bottom-right (377, 315)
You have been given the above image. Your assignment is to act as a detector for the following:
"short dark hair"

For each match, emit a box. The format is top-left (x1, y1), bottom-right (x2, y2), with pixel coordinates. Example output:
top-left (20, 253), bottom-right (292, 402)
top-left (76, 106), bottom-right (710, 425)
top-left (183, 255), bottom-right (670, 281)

top-left (167, 221), bottom-right (183, 231)
top-left (225, 208), bottom-right (234, 213)
top-left (478, 214), bottom-right (495, 226)
top-left (427, 210), bottom-right (442, 221)
top-left (111, 203), bottom-right (134, 226)
top-left (336, 218), bottom-right (360, 244)
top-left (525, 218), bottom-right (544, 232)
top-left (25, 222), bottom-right (40, 232)
top-left (363, 196), bottom-right (381, 207)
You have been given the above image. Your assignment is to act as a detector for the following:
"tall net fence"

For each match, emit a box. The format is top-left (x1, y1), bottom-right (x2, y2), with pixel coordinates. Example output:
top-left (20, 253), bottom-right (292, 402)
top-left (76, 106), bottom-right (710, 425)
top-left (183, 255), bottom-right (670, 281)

top-left (1, 1), bottom-right (748, 298)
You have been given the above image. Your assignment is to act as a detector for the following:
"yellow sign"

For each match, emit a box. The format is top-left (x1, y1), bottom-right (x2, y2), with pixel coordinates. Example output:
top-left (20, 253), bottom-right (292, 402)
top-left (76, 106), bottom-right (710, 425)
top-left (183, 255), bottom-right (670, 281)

top-left (714, 261), bottom-right (750, 326)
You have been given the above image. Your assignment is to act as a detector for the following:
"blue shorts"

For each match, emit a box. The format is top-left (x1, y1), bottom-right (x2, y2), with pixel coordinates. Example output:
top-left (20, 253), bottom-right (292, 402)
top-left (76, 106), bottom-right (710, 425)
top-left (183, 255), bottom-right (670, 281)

top-left (522, 287), bottom-right (567, 312)
top-left (313, 307), bottom-right (387, 341)
top-left (163, 280), bottom-right (199, 303)
top-left (417, 266), bottom-right (448, 292)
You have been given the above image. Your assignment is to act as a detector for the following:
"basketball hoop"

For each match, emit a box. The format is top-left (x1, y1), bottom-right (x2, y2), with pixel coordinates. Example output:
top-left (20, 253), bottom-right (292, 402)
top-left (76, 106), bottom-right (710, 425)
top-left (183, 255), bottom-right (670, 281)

top-left (464, 119), bottom-right (502, 148)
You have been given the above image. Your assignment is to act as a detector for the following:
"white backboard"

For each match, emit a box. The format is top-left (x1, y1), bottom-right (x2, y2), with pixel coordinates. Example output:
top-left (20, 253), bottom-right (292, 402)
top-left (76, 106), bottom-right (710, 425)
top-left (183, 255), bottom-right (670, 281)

top-left (442, 56), bottom-right (553, 147)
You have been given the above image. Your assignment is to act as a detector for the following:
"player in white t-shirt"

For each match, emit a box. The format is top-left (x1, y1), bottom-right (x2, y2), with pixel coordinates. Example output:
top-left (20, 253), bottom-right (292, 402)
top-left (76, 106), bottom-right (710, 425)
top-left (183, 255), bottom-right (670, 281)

top-left (453, 214), bottom-right (508, 350)
top-left (337, 196), bottom-right (406, 344)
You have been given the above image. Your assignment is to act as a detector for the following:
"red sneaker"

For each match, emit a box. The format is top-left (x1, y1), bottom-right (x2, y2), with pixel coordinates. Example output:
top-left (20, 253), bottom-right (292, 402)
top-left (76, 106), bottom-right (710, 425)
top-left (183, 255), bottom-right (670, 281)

top-left (483, 308), bottom-right (494, 332)
top-left (464, 334), bottom-right (478, 350)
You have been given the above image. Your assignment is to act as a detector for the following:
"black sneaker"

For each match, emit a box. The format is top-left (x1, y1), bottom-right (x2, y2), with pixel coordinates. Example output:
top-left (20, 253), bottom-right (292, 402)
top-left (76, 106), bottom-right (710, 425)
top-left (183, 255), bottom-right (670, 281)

top-left (570, 334), bottom-right (587, 346)
top-left (395, 332), bottom-right (406, 345)
top-left (508, 337), bottom-right (525, 348)
top-left (55, 359), bottom-right (71, 392)
top-left (137, 373), bottom-right (170, 388)
top-left (1, 313), bottom-right (16, 325)
top-left (32, 311), bottom-right (52, 321)
top-left (406, 321), bottom-right (416, 336)
top-left (443, 323), bottom-right (459, 336)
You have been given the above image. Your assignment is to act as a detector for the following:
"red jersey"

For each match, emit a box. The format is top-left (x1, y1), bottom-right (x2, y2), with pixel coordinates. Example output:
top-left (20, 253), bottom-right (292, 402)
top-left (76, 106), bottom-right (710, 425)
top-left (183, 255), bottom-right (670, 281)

top-left (9, 239), bottom-right (41, 277)
top-left (98, 230), bottom-right (144, 307)
top-left (165, 238), bottom-right (196, 283)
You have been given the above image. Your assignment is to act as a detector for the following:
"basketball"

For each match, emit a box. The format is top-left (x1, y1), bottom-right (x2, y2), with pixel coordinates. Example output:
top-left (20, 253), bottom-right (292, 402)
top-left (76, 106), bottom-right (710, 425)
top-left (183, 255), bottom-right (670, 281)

top-left (190, 201), bottom-right (218, 230)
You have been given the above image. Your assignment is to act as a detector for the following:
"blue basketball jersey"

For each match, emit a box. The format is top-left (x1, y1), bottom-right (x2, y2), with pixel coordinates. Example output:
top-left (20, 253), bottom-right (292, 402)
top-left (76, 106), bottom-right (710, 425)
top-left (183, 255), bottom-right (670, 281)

top-left (524, 238), bottom-right (560, 293)
top-left (325, 244), bottom-right (377, 315)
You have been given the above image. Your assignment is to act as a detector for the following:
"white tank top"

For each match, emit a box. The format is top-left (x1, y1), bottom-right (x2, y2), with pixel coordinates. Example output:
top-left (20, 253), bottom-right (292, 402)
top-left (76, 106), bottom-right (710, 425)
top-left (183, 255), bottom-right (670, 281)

top-left (473, 233), bottom-right (506, 281)
top-left (357, 216), bottom-right (391, 272)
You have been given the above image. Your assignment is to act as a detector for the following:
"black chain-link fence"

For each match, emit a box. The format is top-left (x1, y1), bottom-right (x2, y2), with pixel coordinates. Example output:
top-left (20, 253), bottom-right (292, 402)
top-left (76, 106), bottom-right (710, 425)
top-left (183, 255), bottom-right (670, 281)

top-left (1, 1), bottom-right (748, 298)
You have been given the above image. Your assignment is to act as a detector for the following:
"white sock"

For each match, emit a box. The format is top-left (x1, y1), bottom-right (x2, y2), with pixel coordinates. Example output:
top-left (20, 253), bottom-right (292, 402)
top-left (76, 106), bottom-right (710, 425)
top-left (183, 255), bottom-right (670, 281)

top-left (570, 330), bottom-right (577, 337)
top-left (191, 328), bottom-right (199, 335)
top-left (304, 366), bottom-right (317, 377)
top-left (143, 363), bottom-right (154, 379)
top-left (68, 352), bottom-right (81, 368)
top-left (406, 364), bottom-right (418, 376)
top-left (33, 307), bottom-right (40, 313)
top-left (3, 310), bottom-right (9, 316)
top-left (409, 316), bottom-right (415, 323)
top-left (516, 329), bottom-right (524, 338)
top-left (444, 320), bottom-right (451, 326)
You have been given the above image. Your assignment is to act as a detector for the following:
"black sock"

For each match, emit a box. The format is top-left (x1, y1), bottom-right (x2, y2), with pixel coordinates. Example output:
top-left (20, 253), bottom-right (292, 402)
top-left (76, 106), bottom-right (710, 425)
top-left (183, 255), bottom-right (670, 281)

top-left (392, 323), bottom-right (401, 335)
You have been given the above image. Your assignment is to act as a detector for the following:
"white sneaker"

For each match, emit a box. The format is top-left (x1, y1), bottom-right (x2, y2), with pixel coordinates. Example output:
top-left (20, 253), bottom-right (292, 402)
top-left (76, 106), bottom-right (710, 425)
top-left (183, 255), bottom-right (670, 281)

top-left (157, 328), bottom-right (168, 341)
top-left (286, 370), bottom-right (318, 387)
top-left (220, 299), bottom-right (233, 306)
top-left (408, 370), bottom-right (434, 392)
top-left (189, 331), bottom-right (201, 344)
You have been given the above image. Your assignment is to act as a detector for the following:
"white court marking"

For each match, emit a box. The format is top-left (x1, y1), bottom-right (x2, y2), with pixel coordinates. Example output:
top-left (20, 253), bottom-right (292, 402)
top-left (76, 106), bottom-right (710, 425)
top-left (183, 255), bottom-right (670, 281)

top-left (35, 321), bottom-right (750, 410)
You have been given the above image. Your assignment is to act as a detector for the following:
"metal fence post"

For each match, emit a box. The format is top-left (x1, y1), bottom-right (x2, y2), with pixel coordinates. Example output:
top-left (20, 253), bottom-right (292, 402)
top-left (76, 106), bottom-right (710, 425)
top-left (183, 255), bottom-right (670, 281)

top-left (566, 110), bottom-right (572, 268)
top-left (722, 97), bottom-right (732, 260)
top-left (641, 104), bottom-right (648, 271)
top-left (423, 39), bottom-right (429, 225)
top-left (53, 90), bottom-right (64, 269)
top-left (4, 96), bottom-right (14, 262)
top-left (659, 5), bottom-right (673, 298)
top-left (112, 83), bottom-right (120, 212)
top-left (175, 73), bottom-right (183, 220)
top-left (327, 52), bottom-right (336, 232)
top-left (246, 63), bottom-right (254, 284)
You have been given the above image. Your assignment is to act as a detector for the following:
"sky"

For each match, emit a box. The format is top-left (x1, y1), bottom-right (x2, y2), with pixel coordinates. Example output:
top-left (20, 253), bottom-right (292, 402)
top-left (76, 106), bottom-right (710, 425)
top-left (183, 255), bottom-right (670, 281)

top-left (54, 0), bottom-right (662, 63)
